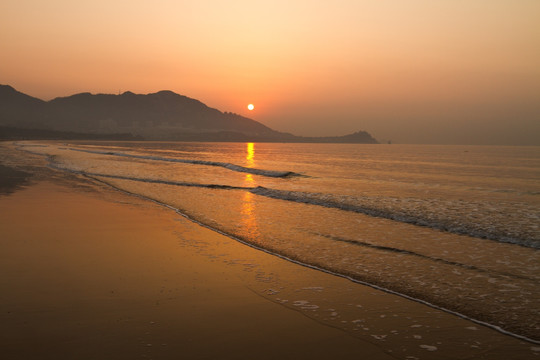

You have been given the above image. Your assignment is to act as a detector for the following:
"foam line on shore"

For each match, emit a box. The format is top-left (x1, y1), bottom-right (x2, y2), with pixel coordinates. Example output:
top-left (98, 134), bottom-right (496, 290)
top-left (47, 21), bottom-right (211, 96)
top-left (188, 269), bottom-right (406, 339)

top-left (82, 173), bottom-right (540, 345)
top-left (44, 165), bottom-right (537, 279)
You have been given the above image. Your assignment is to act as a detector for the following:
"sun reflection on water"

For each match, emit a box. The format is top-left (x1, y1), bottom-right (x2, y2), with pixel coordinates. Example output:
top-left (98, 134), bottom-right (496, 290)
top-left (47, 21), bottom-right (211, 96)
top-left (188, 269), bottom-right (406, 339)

top-left (241, 143), bottom-right (259, 240)
top-left (246, 142), bottom-right (254, 167)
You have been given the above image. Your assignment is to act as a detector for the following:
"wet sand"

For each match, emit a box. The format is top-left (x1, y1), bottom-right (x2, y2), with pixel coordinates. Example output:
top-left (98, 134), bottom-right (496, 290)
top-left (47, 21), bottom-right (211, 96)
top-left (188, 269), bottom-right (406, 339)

top-left (0, 136), bottom-right (410, 360)
top-left (0, 179), bottom-right (398, 359)
top-left (0, 164), bottom-right (31, 194)
top-left (1, 142), bottom-right (538, 360)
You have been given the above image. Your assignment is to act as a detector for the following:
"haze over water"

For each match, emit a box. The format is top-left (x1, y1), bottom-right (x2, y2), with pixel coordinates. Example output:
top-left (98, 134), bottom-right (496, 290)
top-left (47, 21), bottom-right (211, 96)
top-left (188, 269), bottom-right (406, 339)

top-left (22, 141), bottom-right (540, 343)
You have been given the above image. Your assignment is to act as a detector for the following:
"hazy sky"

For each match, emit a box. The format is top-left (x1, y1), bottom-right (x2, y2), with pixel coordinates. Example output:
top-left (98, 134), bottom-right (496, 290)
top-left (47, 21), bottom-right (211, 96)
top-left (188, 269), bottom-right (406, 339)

top-left (1, 0), bottom-right (539, 144)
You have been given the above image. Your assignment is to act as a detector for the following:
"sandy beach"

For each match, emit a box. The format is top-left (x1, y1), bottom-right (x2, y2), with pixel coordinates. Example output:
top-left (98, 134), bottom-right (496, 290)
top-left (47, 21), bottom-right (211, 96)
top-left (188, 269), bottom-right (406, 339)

top-left (1, 142), bottom-right (538, 360)
top-left (0, 161), bottom-right (390, 359)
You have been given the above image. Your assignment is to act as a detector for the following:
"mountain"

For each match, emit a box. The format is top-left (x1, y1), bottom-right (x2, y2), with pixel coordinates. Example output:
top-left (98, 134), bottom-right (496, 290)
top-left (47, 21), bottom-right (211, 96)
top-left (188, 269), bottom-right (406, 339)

top-left (0, 85), bottom-right (378, 143)
top-left (0, 85), bottom-right (47, 128)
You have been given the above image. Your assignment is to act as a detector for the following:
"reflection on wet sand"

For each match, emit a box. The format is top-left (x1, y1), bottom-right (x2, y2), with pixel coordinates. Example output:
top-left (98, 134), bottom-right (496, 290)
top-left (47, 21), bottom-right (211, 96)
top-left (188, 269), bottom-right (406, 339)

top-left (241, 189), bottom-right (259, 241)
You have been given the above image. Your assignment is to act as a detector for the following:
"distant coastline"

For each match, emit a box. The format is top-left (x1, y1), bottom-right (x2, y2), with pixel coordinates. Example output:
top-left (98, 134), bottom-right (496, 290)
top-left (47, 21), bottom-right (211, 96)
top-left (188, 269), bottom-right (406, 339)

top-left (0, 85), bottom-right (378, 144)
top-left (0, 125), bottom-right (377, 144)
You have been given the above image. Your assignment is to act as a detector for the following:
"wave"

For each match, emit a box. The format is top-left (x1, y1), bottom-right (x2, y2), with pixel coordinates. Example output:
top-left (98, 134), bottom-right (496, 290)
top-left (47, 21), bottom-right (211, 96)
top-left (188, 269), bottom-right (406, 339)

top-left (320, 234), bottom-right (536, 281)
top-left (250, 187), bottom-right (539, 249)
top-left (47, 158), bottom-right (538, 249)
top-left (68, 148), bottom-right (300, 178)
top-left (39, 152), bottom-right (540, 344)
top-left (81, 173), bottom-right (540, 345)
top-left (49, 164), bottom-right (250, 190)
top-left (20, 141), bottom-right (540, 344)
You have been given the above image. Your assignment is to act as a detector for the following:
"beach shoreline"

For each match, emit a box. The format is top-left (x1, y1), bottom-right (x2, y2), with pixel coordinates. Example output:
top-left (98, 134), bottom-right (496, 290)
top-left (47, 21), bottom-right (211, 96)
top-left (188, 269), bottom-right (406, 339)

top-left (0, 143), bottom-right (397, 359)
top-left (1, 141), bottom-right (538, 359)
top-left (0, 183), bottom-right (393, 359)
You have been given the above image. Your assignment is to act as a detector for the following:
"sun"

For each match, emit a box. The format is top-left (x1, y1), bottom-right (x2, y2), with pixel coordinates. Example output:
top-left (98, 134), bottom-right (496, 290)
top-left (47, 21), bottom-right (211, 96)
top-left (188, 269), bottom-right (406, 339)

top-left (247, 104), bottom-right (254, 111)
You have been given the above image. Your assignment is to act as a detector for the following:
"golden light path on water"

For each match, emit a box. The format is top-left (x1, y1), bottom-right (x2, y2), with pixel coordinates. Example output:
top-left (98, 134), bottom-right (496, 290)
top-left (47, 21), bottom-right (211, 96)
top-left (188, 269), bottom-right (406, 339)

top-left (242, 143), bottom-right (259, 241)
top-left (246, 142), bottom-right (255, 167)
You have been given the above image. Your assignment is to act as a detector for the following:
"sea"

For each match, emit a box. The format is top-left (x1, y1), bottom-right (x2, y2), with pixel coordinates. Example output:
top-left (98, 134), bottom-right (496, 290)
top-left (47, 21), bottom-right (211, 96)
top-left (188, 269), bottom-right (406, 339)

top-left (20, 141), bottom-right (540, 349)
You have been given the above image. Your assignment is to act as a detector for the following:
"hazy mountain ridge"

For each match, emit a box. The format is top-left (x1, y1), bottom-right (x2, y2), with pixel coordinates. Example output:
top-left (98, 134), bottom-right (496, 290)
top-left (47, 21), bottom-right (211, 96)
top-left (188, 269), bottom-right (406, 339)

top-left (0, 85), bottom-right (378, 143)
top-left (0, 85), bottom-right (47, 129)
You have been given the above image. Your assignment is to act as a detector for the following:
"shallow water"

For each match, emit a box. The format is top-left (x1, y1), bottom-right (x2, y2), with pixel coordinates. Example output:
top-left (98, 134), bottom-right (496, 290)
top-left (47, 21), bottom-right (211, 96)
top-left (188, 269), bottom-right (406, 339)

top-left (20, 141), bottom-right (540, 342)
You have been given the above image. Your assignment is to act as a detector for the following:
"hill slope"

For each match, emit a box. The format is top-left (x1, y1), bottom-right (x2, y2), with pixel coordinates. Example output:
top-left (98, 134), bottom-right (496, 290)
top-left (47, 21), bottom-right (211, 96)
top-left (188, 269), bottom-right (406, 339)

top-left (0, 85), bottom-right (378, 143)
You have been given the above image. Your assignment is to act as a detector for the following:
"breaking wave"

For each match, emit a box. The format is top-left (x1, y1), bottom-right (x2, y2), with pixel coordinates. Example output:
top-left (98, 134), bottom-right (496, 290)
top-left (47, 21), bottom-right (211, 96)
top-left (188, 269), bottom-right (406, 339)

top-left (250, 187), bottom-right (539, 249)
top-left (69, 148), bottom-right (299, 178)
top-left (50, 160), bottom-right (539, 250)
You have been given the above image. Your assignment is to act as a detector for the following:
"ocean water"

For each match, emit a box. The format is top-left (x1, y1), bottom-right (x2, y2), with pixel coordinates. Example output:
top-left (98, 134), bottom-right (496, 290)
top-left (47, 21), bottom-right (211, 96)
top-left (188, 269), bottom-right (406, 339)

top-left (21, 141), bottom-right (540, 343)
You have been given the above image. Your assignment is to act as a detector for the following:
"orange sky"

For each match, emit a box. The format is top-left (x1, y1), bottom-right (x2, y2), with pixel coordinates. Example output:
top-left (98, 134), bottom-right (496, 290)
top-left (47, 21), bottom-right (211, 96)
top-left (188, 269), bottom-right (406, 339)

top-left (1, 0), bottom-right (539, 144)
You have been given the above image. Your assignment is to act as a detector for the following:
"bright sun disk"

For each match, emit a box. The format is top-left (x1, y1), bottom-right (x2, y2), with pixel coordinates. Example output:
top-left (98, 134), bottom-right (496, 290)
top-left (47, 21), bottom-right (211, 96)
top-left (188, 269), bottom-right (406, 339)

top-left (247, 104), bottom-right (254, 111)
